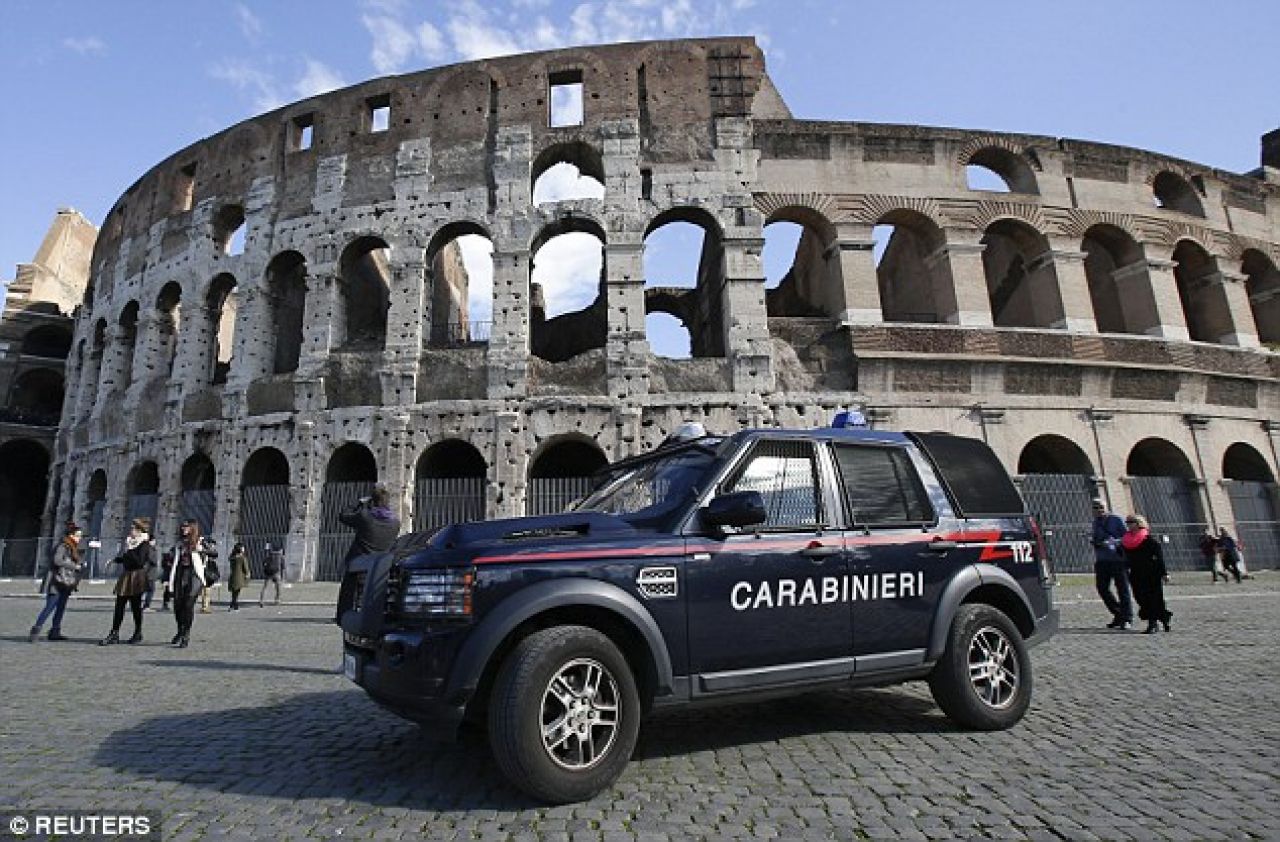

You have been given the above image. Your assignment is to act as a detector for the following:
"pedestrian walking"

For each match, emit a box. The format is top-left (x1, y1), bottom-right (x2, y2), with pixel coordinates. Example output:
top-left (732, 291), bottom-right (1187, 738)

top-left (1121, 514), bottom-right (1172, 634)
top-left (334, 485), bottom-right (400, 622)
top-left (1090, 498), bottom-right (1133, 629)
top-left (167, 519), bottom-right (211, 648)
top-left (1200, 529), bottom-right (1230, 583)
top-left (99, 518), bottom-right (154, 645)
top-left (258, 543), bottom-right (283, 607)
top-left (158, 548), bottom-right (173, 611)
top-left (199, 537), bottom-right (220, 614)
top-left (227, 542), bottom-right (250, 610)
top-left (28, 522), bottom-right (84, 642)
top-left (1217, 528), bottom-right (1244, 583)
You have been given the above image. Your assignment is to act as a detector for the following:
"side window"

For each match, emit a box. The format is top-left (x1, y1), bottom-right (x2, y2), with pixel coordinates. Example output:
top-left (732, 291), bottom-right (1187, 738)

top-left (834, 444), bottom-right (933, 526)
top-left (724, 440), bottom-right (822, 529)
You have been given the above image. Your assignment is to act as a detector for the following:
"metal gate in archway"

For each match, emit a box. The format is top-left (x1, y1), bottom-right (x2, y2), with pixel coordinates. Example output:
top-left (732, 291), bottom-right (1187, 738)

top-left (317, 480), bottom-right (376, 582)
top-left (238, 484), bottom-right (290, 579)
top-left (1128, 476), bottom-right (1206, 572)
top-left (181, 490), bottom-right (216, 537)
top-left (1018, 474), bottom-right (1095, 573)
top-left (413, 477), bottom-right (485, 533)
top-left (1227, 481), bottom-right (1279, 571)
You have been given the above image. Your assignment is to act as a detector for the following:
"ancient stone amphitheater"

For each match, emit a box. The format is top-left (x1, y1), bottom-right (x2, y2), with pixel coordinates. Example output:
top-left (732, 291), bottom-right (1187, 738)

top-left (50, 36), bottom-right (1280, 579)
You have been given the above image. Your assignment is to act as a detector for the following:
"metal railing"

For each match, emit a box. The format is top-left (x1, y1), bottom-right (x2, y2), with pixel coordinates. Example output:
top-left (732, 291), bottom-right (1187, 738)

top-left (428, 320), bottom-right (492, 347)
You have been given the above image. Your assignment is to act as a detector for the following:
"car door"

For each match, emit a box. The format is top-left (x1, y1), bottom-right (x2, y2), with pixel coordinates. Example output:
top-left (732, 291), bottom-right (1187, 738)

top-left (685, 438), bottom-right (853, 693)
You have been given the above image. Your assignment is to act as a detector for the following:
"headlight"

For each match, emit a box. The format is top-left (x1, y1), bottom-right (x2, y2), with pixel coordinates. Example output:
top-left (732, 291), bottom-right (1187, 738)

top-left (399, 568), bottom-right (474, 617)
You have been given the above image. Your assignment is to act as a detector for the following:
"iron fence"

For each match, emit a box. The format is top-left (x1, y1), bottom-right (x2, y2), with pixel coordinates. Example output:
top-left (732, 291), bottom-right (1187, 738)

top-left (181, 489), bottom-right (217, 537)
top-left (316, 480), bottom-right (376, 581)
top-left (1128, 476), bottom-right (1209, 572)
top-left (1227, 481), bottom-right (1280, 571)
top-left (1018, 473), bottom-right (1096, 573)
top-left (429, 320), bottom-right (492, 347)
top-left (238, 484), bottom-right (290, 579)
top-left (527, 477), bottom-right (593, 517)
top-left (414, 477), bottom-right (486, 533)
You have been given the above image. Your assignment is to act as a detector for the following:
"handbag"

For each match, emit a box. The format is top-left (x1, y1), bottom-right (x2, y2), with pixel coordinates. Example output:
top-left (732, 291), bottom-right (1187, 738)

top-left (52, 563), bottom-right (79, 593)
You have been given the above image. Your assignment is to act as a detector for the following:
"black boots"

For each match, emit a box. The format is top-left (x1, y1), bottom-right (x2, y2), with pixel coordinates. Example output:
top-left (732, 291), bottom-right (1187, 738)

top-left (126, 631), bottom-right (143, 644)
top-left (99, 631), bottom-right (120, 646)
top-left (1143, 621), bottom-right (1158, 634)
top-left (170, 632), bottom-right (182, 645)
top-left (177, 635), bottom-right (190, 648)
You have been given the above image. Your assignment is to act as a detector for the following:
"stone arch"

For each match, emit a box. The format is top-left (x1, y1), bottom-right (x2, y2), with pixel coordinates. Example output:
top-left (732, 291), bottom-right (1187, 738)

top-left (1126, 437), bottom-right (1204, 569)
top-left (528, 436), bottom-right (608, 516)
top-left (179, 452), bottom-right (217, 536)
top-left (1223, 442), bottom-right (1273, 482)
top-left (9, 367), bottom-right (64, 421)
top-left (86, 468), bottom-right (108, 538)
top-left (213, 203), bottom-right (247, 255)
top-left (425, 221), bottom-right (492, 347)
top-left (205, 273), bottom-right (238, 384)
top-left (763, 205), bottom-right (842, 319)
top-left (1172, 239), bottom-right (1233, 344)
top-left (337, 236), bottom-right (391, 350)
top-left (643, 206), bottom-right (727, 358)
top-left (1242, 249), bottom-right (1280, 345)
top-left (530, 216), bottom-right (608, 363)
top-left (1152, 171), bottom-right (1205, 217)
top-left (21, 324), bottom-right (72, 358)
top-left (980, 218), bottom-right (1064, 328)
top-left (1127, 437), bottom-right (1196, 479)
top-left (318, 442), bottom-right (379, 580)
top-left (1017, 434), bottom-right (1095, 475)
top-left (0, 439), bottom-right (50, 573)
top-left (239, 447), bottom-right (291, 571)
top-left (1081, 223), bottom-right (1157, 335)
top-left (532, 141), bottom-right (606, 205)
top-left (964, 146), bottom-right (1039, 195)
top-left (1016, 434), bottom-right (1097, 573)
top-left (116, 300), bottom-right (140, 392)
top-left (264, 251), bottom-right (307, 375)
top-left (874, 207), bottom-right (950, 324)
top-left (242, 446), bottom-right (290, 486)
top-left (154, 280), bottom-right (184, 379)
top-left (414, 439), bottom-right (487, 531)
top-left (125, 459), bottom-right (160, 528)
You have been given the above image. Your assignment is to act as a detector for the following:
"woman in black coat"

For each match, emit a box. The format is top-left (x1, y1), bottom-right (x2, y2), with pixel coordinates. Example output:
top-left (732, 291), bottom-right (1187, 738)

top-left (1120, 514), bottom-right (1172, 634)
top-left (100, 518), bottom-right (154, 645)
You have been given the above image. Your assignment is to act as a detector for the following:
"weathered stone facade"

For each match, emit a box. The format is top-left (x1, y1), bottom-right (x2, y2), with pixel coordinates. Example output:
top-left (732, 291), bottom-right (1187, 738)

top-left (52, 37), bottom-right (1280, 578)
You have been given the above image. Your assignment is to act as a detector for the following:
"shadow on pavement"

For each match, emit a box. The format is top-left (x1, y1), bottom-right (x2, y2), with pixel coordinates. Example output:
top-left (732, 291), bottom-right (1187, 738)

top-left (141, 658), bottom-right (336, 676)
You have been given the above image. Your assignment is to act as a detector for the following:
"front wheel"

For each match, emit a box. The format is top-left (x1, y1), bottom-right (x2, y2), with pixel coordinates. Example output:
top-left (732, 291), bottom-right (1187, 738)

top-left (488, 625), bottom-right (640, 803)
top-left (928, 604), bottom-right (1032, 730)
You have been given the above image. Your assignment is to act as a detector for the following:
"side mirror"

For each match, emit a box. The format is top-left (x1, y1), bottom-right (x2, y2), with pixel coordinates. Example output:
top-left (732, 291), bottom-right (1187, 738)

top-left (702, 491), bottom-right (767, 529)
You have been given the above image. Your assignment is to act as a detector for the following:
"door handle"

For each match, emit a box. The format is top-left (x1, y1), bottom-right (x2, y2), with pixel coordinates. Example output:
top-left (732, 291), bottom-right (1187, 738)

top-left (801, 543), bottom-right (843, 558)
top-left (926, 540), bottom-right (958, 552)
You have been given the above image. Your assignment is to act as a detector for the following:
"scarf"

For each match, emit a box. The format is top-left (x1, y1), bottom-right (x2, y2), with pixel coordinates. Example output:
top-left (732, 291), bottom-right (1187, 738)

top-left (63, 536), bottom-right (81, 563)
top-left (1120, 528), bottom-right (1149, 551)
top-left (125, 532), bottom-right (150, 551)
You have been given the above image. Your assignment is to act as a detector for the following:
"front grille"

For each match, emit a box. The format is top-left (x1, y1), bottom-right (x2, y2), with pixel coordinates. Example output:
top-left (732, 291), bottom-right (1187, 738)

top-left (385, 564), bottom-right (401, 616)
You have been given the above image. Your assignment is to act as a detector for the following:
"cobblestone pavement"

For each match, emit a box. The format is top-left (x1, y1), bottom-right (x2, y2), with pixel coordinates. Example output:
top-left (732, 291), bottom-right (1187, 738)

top-left (2, 577), bottom-right (1277, 841)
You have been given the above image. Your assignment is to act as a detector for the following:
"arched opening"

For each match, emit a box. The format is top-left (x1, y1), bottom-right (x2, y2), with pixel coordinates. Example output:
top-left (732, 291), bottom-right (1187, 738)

top-left (180, 453), bottom-right (217, 536)
top-left (337, 237), bottom-right (391, 349)
top-left (155, 281), bottom-right (183, 379)
top-left (82, 319), bottom-right (108, 417)
top-left (532, 142), bottom-right (605, 205)
top-left (763, 209), bottom-right (840, 318)
top-left (1126, 437), bottom-right (1204, 570)
top-left (264, 251), bottom-right (307, 374)
top-left (874, 210), bottom-right (950, 324)
top-left (1018, 434), bottom-right (1094, 475)
top-left (21, 325), bottom-right (71, 359)
top-left (1082, 224), bottom-right (1154, 335)
top-left (981, 219), bottom-right (1063, 328)
top-left (425, 223), bottom-right (491, 347)
top-left (214, 204), bottom-right (247, 255)
top-left (643, 209), bottom-right (727, 359)
top-left (1152, 171), bottom-right (1204, 217)
top-left (643, 312), bottom-right (690, 359)
top-left (206, 273), bottom-right (238, 385)
top-left (125, 460), bottom-right (160, 529)
top-left (0, 439), bottom-right (49, 576)
top-left (238, 447), bottom-right (291, 578)
top-left (318, 442), bottom-right (379, 581)
top-left (85, 469), bottom-right (108, 540)
top-left (1223, 442), bottom-right (1280, 567)
top-left (8, 368), bottom-right (64, 424)
top-left (531, 219), bottom-right (607, 363)
top-left (1172, 240), bottom-right (1233, 344)
top-left (527, 438), bottom-right (608, 516)
top-left (116, 301), bottom-right (140, 393)
top-left (965, 148), bottom-right (1038, 194)
top-left (1017, 435), bottom-right (1096, 573)
top-left (414, 440), bottom-right (487, 532)
top-left (1242, 250), bottom-right (1280, 346)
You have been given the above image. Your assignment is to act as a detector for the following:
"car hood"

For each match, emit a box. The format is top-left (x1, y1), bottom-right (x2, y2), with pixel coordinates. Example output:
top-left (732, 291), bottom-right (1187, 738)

top-left (398, 511), bottom-right (645, 568)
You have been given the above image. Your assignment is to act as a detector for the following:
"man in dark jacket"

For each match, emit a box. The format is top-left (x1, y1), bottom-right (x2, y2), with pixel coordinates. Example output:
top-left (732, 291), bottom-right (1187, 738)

top-left (335, 485), bottom-right (401, 623)
top-left (1091, 498), bottom-right (1132, 629)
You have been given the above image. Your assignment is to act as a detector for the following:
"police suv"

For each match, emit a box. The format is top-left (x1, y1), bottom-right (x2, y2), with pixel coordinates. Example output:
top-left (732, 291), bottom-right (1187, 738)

top-left (339, 425), bottom-right (1058, 803)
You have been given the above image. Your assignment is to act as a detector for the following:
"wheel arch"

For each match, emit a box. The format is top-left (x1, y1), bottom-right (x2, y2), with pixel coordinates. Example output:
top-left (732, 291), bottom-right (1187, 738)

top-left (927, 564), bottom-right (1036, 660)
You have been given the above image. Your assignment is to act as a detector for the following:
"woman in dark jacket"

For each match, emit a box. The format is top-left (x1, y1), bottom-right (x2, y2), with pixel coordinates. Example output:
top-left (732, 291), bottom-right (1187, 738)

top-left (100, 518), bottom-right (154, 645)
top-left (227, 543), bottom-right (250, 610)
top-left (1121, 514), bottom-right (1172, 634)
top-left (167, 519), bottom-right (209, 648)
top-left (29, 522), bottom-right (84, 642)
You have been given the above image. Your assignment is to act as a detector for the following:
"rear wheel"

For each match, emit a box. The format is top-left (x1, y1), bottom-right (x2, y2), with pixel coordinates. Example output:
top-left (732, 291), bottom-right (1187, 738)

top-left (928, 604), bottom-right (1031, 730)
top-left (488, 625), bottom-right (640, 803)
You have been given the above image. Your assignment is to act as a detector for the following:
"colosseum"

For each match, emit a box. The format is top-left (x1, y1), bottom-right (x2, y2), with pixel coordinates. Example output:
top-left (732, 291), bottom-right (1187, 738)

top-left (42, 36), bottom-right (1280, 580)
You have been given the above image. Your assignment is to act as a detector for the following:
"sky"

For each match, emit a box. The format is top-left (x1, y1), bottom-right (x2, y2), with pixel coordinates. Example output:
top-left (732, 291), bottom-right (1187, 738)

top-left (1, 0), bottom-right (1275, 354)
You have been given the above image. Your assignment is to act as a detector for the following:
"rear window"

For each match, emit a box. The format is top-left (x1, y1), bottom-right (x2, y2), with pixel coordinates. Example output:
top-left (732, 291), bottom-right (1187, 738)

top-left (833, 444), bottom-right (934, 526)
top-left (908, 432), bottom-right (1025, 517)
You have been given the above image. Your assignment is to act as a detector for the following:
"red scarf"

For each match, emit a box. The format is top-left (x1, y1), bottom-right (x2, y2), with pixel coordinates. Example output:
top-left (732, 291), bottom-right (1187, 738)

top-left (63, 536), bottom-right (81, 563)
top-left (1121, 528), bottom-right (1149, 550)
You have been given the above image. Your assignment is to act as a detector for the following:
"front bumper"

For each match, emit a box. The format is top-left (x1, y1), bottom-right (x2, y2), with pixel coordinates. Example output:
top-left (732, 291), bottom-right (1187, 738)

top-left (344, 628), bottom-right (468, 740)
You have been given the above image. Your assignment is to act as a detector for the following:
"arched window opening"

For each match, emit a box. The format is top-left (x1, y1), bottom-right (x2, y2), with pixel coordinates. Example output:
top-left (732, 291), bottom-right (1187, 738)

top-left (1223, 443), bottom-right (1273, 483)
top-left (126, 460), bottom-right (160, 527)
top-left (643, 211), bottom-right (726, 358)
top-left (8, 368), bottom-right (64, 423)
top-left (1017, 434), bottom-right (1096, 573)
top-left (239, 448), bottom-right (291, 578)
top-left (414, 440), bottom-right (487, 532)
top-left (155, 281), bottom-right (183, 378)
top-left (531, 223), bottom-right (606, 363)
top-left (1223, 442), bottom-right (1280, 564)
top-left (1152, 171), bottom-right (1204, 217)
top-left (0, 440), bottom-right (50, 573)
top-left (264, 251), bottom-right (307, 374)
top-left (1082, 224), bottom-right (1152, 335)
top-left (643, 313), bottom-right (691, 359)
top-left (206, 274), bottom-right (238, 385)
top-left (338, 237), bottom-right (392, 350)
top-left (1126, 437), bottom-right (1204, 570)
top-left (964, 148), bottom-right (1038, 194)
top-left (214, 204), bottom-right (247, 255)
top-left (86, 469), bottom-right (108, 540)
top-left (180, 453), bottom-right (217, 536)
top-left (1242, 250), bottom-right (1280, 346)
top-left (426, 224), bottom-right (492, 347)
top-left (528, 438), bottom-right (608, 516)
top-left (763, 217), bottom-right (837, 318)
top-left (1018, 435), bottom-right (1094, 475)
top-left (981, 219), bottom-right (1063, 329)
top-left (319, 443), bottom-right (379, 581)
top-left (117, 301), bottom-right (140, 393)
top-left (1172, 240), bottom-right (1232, 344)
top-left (532, 142), bottom-right (604, 206)
top-left (21, 325), bottom-right (71, 359)
top-left (874, 211), bottom-right (949, 324)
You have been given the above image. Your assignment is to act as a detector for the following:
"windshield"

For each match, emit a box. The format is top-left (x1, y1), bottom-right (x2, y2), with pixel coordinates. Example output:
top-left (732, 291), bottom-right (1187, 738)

top-left (575, 444), bottom-right (720, 530)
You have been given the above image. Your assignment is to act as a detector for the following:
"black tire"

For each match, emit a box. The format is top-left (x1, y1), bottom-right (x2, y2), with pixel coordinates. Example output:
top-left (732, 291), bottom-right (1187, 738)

top-left (928, 604), bottom-right (1032, 730)
top-left (488, 625), bottom-right (640, 803)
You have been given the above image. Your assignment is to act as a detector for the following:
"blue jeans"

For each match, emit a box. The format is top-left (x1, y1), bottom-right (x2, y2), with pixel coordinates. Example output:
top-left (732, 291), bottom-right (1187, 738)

top-left (1095, 559), bottom-right (1133, 622)
top-left (34, 591), bottom-right (70, 633)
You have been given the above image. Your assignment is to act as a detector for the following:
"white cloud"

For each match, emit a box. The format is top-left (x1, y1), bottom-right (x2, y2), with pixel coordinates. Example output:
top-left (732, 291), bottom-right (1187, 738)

top-left (234, 4), bottom-right (263, 41)
top-left (294, 59), bottom-right (345, 99)
top-left (533, 232), bottom-right (603, 317)
top-left (363, 14), bottom-right (419, 73)
top-left (533, 163), bottom-right (605, 204)
top-left (456, 235), bottom-right (494, 323)
top-left (448, 16), bottom-right (522, 61)
top-left (417, 22), bottom-right (448, 61)
top-left (209, 59), bottom-right (283, 114)
top-left (62, 36), bottom-right (106, 56)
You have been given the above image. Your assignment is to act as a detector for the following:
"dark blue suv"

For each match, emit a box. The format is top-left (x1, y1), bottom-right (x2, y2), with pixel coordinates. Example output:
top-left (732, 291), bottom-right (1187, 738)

top-left (339, 427), bottom-right (1058, 802)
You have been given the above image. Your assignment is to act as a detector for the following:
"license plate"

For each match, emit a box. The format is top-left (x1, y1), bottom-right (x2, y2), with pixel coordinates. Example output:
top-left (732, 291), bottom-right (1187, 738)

top-left (343, 652), bottom-right (359, 682)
